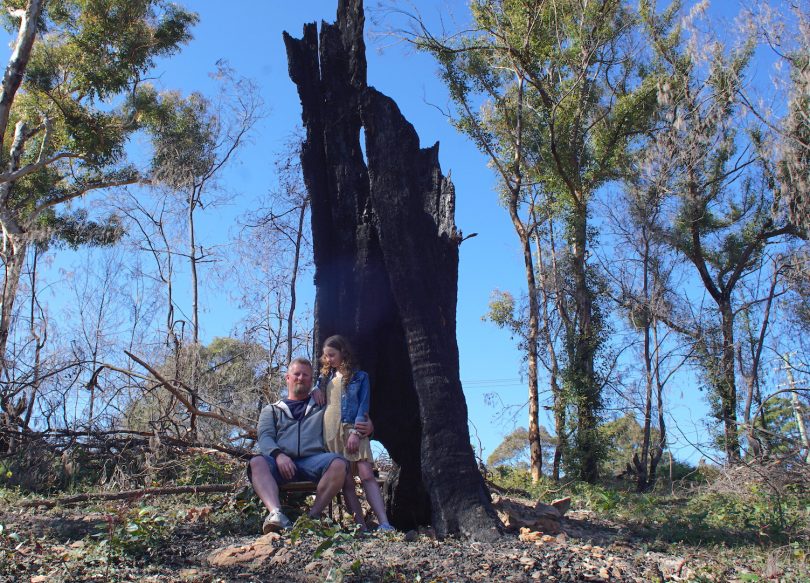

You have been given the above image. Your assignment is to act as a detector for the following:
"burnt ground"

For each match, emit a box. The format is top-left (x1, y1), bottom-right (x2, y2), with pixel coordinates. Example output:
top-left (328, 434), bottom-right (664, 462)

top-left (2, 498), bottom-right (803, 583)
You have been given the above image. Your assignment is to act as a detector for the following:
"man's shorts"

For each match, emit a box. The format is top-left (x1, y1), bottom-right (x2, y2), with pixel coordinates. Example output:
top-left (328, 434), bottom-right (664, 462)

top-left (255, 452), bottom-right (347, 485)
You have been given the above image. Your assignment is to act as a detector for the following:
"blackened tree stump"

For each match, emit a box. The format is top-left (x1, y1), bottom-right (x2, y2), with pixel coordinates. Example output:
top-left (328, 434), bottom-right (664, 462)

top-left (283, 0), bottom-right (500, 540)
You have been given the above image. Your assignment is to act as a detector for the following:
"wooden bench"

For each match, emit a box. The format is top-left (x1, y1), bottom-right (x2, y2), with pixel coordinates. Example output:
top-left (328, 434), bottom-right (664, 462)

top-left (279, 477), bottom-right (387, 524)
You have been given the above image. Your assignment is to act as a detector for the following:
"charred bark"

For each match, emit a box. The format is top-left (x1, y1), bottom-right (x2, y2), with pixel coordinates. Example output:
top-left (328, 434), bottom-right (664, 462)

top-left (283, 0), bottom-right (500, 540)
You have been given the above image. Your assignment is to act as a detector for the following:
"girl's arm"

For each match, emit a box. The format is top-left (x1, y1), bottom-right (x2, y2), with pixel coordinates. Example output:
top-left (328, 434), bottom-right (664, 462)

top-left (354, 371), bottom-right (371, 424)
top-left (311, 374), bottom-right (326, 406)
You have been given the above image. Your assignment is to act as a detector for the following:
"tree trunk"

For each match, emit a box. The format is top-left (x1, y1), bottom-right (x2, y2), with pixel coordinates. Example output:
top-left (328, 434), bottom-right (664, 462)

top-left (635, 231), bottom-right (653, 492)
top-left (0, 235), bottom-right (27, 378)
top-left (719, 300), bottom-right (740, 463)
top-left (0, 0), bottom-right (43, 149)
top-left (512, 222), bottom-right (541, 482)
top-left (570, 203), bottom-right (600, 482)
top-left (533, 217), bottom-right (564, 482)
top-left (286, 199), bottom-right (308, 366)
top-left (283, 0), bottom-right (501, 540)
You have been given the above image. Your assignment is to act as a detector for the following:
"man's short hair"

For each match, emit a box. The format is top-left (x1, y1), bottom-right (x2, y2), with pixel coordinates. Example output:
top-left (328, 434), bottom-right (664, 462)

top-left (288, 356), bottom-right (313, 371)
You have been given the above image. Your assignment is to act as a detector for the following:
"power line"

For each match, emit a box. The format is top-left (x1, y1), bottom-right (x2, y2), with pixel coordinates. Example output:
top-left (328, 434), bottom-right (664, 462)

top-left (462, 378), bottom-right (524, 389)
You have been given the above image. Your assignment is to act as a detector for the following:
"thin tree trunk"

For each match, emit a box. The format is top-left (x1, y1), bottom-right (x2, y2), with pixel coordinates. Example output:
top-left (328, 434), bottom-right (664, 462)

top-left (0, 236), bottom-right (27, 378)
top-left (785, 362), bottom-right (810, 463)
top-left (188, 191), bottom-right (199, 438)
top-left (286, 198), bottom-right (308, 366)
top-left (23, 245), bottom-right (43, 429)
top-left (741, 266), bottom-right (779, 457)
top-left (0, 0), bottom-right (43, 149)
top-left (648, 321), bottom-right (666, 488)
top-left (570, 203), bottom-right (599, 482)
top-left (636, 229), bottom-right (653, 492)
top-left (719, 300), bottom-right (740, 462)
top-left (189, 192), bottom-right (199, 345)
top-left (533, 215), bottom-right (564, 482)
top-left (510, 209), bottom-right (541, 481)
top-left (542, 211), bottom-right (569, 481)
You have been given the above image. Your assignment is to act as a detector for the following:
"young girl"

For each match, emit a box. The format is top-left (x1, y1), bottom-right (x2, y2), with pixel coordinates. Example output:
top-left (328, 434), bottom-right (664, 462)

top-left (315, 335), bottom-right (393, 531)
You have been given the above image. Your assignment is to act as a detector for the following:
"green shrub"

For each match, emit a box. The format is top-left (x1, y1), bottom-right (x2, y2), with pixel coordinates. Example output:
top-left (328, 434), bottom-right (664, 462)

top-left (178, 453), bottom-right (232, 486)
top-left (97, 505), bottom-right (171, 557)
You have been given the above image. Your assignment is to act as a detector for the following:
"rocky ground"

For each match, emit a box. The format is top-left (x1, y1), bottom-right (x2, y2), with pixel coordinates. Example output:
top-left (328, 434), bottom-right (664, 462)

top-left (2, 495), bottom-right (798, 583)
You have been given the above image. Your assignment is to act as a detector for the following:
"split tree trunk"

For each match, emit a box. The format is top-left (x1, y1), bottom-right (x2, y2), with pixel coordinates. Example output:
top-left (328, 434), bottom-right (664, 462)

top-left (283, 0), bottom-right (501, 540)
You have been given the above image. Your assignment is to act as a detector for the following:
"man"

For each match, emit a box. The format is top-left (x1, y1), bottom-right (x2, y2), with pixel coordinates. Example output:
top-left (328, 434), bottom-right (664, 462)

top-left (249, 356), bottom-right (370, 533)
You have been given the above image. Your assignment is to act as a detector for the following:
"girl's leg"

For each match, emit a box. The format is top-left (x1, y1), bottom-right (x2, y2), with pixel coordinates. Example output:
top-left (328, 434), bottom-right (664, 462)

top-left (357, 461), bottom-right (391, 527)
top-left (342, 471), bottom-right (366, 528)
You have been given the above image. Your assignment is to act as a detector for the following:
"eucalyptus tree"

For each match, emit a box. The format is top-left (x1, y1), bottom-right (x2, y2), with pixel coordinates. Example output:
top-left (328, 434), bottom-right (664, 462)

top-left (413, 0), bottom-right (658, 481)
top-left (640, 1), bottom-right (803, 462)
top-left (0, 0), bottom-right (197, 386)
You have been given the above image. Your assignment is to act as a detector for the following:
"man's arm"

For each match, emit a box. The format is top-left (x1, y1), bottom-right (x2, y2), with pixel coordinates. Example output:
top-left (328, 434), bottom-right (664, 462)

top-left (257, 405), bottom-right (297, 480)
top-left (257, 405), bottom-right (281, 457)
top-left (355, 414), bottom-right (374, 438)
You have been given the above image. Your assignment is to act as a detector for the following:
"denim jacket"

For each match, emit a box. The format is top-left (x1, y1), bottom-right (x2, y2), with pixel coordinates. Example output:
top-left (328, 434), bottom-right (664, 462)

top-left (315, 370), bottom-right (370, 425)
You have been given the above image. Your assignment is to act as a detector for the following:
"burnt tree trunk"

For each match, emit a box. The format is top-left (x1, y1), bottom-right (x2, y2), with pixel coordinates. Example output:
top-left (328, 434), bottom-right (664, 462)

top-left (283, 0), bottom-right (501, 540)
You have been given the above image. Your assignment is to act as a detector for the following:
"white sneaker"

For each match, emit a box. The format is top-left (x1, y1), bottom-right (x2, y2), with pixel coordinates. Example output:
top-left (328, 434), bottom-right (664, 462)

top-left (262, 509), bottom-right (293, 533)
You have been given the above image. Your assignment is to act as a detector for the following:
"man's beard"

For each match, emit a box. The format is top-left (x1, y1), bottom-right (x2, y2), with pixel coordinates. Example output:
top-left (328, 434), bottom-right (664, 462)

top-left (291, 383), bottom-right (310, 398)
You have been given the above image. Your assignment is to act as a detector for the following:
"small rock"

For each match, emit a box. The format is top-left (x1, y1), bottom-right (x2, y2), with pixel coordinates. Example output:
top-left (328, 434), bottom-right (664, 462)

top-left (31, 577), bottom-right (49, 583)
top-left (207, 533), bottom-right (281, 568)
top-left (658, 557), bottom-right (687, 579)
top-left (519, 527), bottom-right (544, 542)
top-left (304, 561), bottom-right (321, 573)
top-left (404, 529), bottom-right (419, 542)
top-left (555, 532), bottom-right (567, 544)
top-left (269, 547), bottom-right (291, 565)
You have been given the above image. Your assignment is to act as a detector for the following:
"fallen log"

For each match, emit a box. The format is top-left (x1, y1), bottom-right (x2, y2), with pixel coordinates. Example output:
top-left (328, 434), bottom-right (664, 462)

top-left (19, 483), bottom-right (238, 508)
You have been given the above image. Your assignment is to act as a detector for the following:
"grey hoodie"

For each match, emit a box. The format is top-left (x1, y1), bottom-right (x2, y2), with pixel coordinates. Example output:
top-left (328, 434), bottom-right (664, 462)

top-left (257, 397), bottom-right (327, 459)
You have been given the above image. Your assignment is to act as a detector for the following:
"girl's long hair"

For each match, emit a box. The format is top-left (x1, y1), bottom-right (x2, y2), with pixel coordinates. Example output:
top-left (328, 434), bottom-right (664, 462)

top-left (320, 334), bottom-right (357, 385)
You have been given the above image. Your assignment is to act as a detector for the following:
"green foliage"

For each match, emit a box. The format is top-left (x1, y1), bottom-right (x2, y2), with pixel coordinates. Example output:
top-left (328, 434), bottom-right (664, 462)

top-left (487, 426), bottom-right (556, 471)
top-left (98, 505), bottom-right (170, 557)
top-left (0, 521), bottom-right (23, 576)
top-left (290, 516), bottom-right (366, 581)
top-left (563, 478), bottom-right (809, 547)
top-left (0, 0), bottom-right (198, 251)
top-left (137, 88), bottom-right (218, 190)
top-left (177, 453), bottom-right (231, 486)
top-left (489, 465), bottom-right (557, 499)
top-left (419, 0), bottom-right (663, 482)
top-left (124, 337), bottom-right (274, 442)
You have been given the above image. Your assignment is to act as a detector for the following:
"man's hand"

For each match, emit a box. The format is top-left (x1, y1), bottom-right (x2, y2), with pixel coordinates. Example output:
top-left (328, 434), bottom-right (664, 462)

top-left (354, 414), bottom-right (374, 438)
top-left (275, 453), bottom-right (297, 481)
top-left (346, 431), bottom-right (360, 454)
top-left (311, 387), bottom-right (326, 406)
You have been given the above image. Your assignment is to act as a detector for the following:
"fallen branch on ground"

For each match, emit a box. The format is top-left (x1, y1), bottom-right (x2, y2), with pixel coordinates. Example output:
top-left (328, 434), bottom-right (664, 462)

top-left (19, 483), bottom-right (239, 508)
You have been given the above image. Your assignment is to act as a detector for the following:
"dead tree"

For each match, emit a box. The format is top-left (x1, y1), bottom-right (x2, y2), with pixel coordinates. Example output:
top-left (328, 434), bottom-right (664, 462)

top-left (283, 0), bottom-right (501, 540)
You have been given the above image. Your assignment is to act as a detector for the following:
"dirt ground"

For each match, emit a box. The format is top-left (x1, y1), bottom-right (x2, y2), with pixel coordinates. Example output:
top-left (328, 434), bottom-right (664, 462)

top-left (2, 500), bottom-right (793, 583)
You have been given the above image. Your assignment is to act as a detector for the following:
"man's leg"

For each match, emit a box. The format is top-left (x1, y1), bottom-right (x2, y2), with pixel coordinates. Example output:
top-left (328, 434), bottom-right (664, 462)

top-left (309, 458), bottom-right (348, 517)
top-left (249, 455), bottom-right (282, 512)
